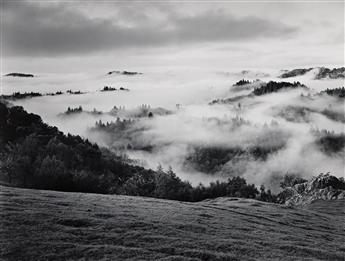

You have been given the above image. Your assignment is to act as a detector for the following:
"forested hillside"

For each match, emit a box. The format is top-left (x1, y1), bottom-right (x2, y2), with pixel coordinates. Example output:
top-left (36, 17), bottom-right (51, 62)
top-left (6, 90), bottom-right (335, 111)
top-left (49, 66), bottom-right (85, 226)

top-left (0, 101), bottom-right (268, 202)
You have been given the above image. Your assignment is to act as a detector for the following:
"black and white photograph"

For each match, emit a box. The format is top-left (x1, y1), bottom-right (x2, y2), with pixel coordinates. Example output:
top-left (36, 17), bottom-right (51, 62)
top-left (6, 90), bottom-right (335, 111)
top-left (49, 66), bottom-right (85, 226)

top-left (0, 0), bottom-right (344, 260)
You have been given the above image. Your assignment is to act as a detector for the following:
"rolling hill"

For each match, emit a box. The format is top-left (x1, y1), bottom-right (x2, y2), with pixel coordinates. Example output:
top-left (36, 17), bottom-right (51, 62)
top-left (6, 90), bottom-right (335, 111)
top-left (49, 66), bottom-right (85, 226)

top-left (1, 185), bottom-right (344, 260)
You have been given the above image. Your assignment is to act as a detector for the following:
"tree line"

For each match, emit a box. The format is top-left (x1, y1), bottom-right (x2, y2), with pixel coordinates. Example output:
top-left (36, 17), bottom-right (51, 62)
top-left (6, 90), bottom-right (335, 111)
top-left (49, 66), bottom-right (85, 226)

top-left (0, 90), bottom-right (84, 101)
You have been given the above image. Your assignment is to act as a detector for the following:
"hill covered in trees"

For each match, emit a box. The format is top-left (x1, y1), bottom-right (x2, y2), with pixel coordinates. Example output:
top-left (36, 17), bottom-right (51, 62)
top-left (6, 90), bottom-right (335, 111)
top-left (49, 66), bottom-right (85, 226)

top-left (184, 143), bottom-right (284, 175)
top-left (1, 92), bottom-right (43, 100)
top-left (316, 67), bottom-right (345, 79)
top-left (320, 87), bottom-right (345, 98)
top-left (313, 130), bottom-right (345, 154)
top-left (107, 70), bottom-right (142, 76)
top-left (1, 101), bottom-right (343, 206)
top-left (4, 73), bottom-right (34, 77)
top-left (0, 101), bottom-right (271, 202)
top-left (275, 104), bottom-right (345, 124)
top-left (279, 68), bottom-right (313, 78)
top-left (253, 81), bottom-right (306, 96)
top-left (233, 79), bottom-right (251, 86)
top-left (210, 80), bottom-right (307, 105)
top-left (279, 67), bottom-right (345, 79)
top-left (0, 90), bottom-right (84, 101)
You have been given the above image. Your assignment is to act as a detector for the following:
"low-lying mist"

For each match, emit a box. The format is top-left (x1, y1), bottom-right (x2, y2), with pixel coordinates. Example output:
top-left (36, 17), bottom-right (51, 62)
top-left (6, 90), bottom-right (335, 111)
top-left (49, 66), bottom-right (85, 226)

top-left (3, 68), bottom-right (344, 190)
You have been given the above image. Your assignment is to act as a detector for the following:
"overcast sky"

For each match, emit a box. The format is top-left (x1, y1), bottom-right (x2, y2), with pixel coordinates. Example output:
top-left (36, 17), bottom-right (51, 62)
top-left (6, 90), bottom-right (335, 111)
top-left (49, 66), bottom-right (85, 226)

top-left (1, 0), bottom-right (344, 73)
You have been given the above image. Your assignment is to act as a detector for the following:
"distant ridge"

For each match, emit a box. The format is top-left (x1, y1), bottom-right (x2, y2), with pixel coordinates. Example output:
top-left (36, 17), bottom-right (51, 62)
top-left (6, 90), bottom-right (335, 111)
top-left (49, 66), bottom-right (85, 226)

top-left (107, 70), bottom-right (142, 76)
top-left (5, 73), bottom-right (34, 77)
top-left (279, 67), bottom-right (345, 79)
top-left (279, 68), bottom-right (313, 78)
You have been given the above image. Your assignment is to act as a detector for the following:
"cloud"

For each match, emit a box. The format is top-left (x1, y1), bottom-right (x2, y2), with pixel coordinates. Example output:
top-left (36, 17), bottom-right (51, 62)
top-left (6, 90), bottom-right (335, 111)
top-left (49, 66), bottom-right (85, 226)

top-left (2, 2), bottom-right (297, 56)
top-left (174, 12), bottom-right (296, 41)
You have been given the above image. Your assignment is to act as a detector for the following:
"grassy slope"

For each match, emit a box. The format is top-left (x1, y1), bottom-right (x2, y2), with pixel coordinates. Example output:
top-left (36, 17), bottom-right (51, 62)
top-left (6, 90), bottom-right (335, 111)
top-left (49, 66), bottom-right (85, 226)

top-left (0, 185), bottom-right (344, 261)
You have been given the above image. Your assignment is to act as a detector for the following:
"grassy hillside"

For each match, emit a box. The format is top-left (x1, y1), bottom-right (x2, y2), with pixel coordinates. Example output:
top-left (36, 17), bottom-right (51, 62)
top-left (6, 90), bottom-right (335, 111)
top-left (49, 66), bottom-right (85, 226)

top-left (1, 186), bottom-right (344, 260)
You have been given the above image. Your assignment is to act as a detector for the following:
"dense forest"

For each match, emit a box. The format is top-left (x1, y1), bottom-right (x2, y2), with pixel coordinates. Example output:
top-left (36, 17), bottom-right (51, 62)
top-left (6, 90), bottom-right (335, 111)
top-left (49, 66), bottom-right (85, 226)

top-left (321, 87), bottom-right (345, 98)
top-left (276, 105), bottom-right (345, 124)
top-left (107, 70), bottom-right (142, 75)
top-left (279, 68), bottom-right (313, 78)
top-left (313, 130), bottom-right (345, 154)
top-left (101, 86), bottom-right (117, 91)
top-left (321, 108), bottom-right (345, 123)
top-left (253, 81), bottom-right (306, 96)
top-left (91, 118), bottom-right (154, 151)
top-left (5, 73), bottom-right (34, 77)
top-left (276, 106), bottom-right (313, 123)
top-left (64, 106), bottom-right (84, 115)
top-left (184, 144), bottom-right (284, 174)
top-left (278, 67), bottom-right (345, 79)
top-left (210, 80), bottom-right (306, 105)
top-left (0, 100), bottom-right (276, 202)
top-left (315, 67), bottom-right (345, 79)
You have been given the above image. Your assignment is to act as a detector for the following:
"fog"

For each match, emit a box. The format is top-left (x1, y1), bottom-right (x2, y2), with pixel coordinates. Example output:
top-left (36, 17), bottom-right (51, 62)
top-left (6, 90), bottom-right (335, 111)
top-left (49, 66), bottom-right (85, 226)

top-left (2, 68), bottom-right (344, 189)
